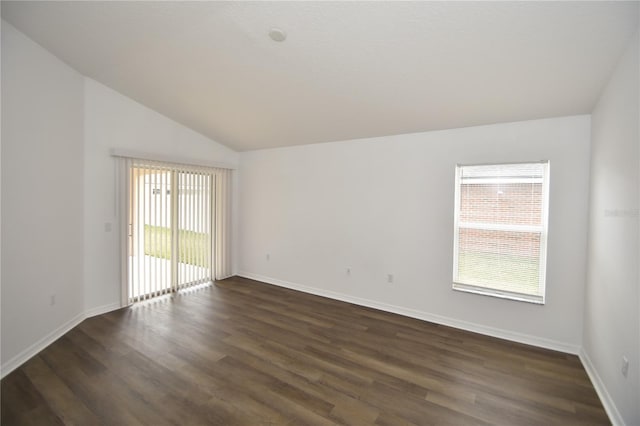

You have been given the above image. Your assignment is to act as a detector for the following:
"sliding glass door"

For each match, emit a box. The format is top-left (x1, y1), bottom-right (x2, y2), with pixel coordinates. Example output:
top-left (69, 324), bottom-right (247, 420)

top-left (128, 162), bottom-right (214, 302)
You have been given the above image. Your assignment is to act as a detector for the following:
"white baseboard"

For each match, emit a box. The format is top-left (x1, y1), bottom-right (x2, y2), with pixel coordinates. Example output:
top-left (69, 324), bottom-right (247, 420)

top-left (0, 301), bottom-right (124, 379)
top-left (84, 302), bottom-right (123, 318)
top-left (0, 311), bottom-right (86, 379)
top-left (2, 273), bottom-right (615, 425)
top-left (579, 348), bottom-right (625, 426)
top-left (238, 271), bottom-right (580, 355)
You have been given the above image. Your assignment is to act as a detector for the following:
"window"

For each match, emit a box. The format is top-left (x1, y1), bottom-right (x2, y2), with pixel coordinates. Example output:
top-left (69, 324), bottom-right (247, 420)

top-left (452, 161), bottom-right (550, 304)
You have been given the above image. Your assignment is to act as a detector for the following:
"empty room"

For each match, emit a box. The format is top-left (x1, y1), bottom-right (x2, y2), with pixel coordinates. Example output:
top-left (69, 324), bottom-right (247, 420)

top-left (1, 1), bottom-right (639, 425)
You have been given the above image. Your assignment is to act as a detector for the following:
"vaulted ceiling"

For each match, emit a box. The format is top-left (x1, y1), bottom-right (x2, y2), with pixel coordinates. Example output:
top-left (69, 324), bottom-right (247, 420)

top-left (2, 1), bottom-right (638, 151)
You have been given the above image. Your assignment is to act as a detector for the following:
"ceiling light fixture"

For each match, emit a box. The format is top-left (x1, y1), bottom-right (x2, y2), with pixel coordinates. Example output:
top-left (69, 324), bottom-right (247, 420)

top-left (269, 28), bottom-right (287, 42)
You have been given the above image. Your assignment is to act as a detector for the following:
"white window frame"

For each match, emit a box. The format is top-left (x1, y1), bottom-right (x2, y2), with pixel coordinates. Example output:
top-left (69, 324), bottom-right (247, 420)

top-left (452, 161), bottom-right (550, 304)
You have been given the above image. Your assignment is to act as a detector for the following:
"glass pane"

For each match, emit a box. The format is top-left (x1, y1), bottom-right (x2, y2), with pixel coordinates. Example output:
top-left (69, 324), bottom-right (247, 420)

top-left (130, 167), bottom-right (173, 299)
top-left (457, 227), bottom-right (542, 296)
top-left (177, 171), bottom-right (211, 286)
top-left (459, 182), bottom-right (543, 226)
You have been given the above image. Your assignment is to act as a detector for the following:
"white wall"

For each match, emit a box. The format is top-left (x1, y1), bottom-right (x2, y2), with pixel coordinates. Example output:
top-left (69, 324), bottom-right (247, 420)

top-left (83, 79), bottom-right (239, 314)
top-left (1, 21), bottom-right (85, 368)
top-left (1, 17), bottom-right (4, 369)
top-left (0, 22), bottom-right (239, 375)
top-left (239, 115), bottom-right (591, 352)
top-left (583, 30), bottom-right (639, 426)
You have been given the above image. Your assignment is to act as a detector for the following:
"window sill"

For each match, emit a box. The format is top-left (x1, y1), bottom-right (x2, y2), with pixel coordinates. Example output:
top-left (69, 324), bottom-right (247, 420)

top-left (452, 282), bottom-right (545, 305)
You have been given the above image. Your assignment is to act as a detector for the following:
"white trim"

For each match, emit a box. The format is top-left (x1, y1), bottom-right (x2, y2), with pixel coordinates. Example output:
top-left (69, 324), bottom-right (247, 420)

top-left (457, 160), bottom-right (549, 168)
top-left (452, 282), bottom-right (544, 304)
top-left (117, 157), bottom-right (131, 307)
top-left (538, 160), bottom-right (551, 307)
top-left (452, 166), bottom-right (461, 285)
top-left (110, 148), bottom-right (236, 170)
top-left (1, 312), bottom-right (85, 379)
top-left (237, 271), bottom-right (580, 355)
top-left (2, 272), bottom-right (596, 420)
top-left (84, 302), bottom-right (123, 319)
top-left (1, 300), bottom-right (126, 379)
top-left (458, 222), bottom-right (542, 233)
top-left (461, 177), bottom-right (544, 185)
top-left (579, 348), bottom-right (624, 426)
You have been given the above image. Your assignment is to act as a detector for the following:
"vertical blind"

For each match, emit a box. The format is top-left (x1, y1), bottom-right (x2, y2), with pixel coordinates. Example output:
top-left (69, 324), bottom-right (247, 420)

top-left (214, 168), bottom-right (232, 280)
top-left (452, 161), bottom-right (550, 304)
top-left (117, 156), bottom-right (232, 305)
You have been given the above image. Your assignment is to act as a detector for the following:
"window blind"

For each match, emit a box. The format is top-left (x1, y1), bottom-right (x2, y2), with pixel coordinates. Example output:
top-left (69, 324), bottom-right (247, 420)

top-left (116, 156), bottom-right (232, 304)
top-left (452, 161), bottom-right (550, 304)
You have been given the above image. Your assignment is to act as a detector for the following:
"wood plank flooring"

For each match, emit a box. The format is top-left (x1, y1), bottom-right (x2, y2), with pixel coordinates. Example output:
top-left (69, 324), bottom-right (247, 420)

top-left (1, 276), bottom-right (609, 425)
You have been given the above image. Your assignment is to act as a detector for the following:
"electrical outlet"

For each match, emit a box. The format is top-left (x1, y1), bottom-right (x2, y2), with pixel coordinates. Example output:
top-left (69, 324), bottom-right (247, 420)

top-left (622, 356), bottom-right (629, 378)
top-left (346, 268), bottom-right (351, 276)
top-left (50, 294), bottom-right (56, 306)
top-left (266, 253), bottom-right (270, 261)
top-left (387, 274), bottom-right (394, 284)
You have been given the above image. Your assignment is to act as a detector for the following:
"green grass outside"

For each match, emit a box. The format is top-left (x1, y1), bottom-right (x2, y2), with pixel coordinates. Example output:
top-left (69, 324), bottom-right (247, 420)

top-left (457, 251), bottom-right (540, 295)
top-left (144, 225), bottom-right (209, 267)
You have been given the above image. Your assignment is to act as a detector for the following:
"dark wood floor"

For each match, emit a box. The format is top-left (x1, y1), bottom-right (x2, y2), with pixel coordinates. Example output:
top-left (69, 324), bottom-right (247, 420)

top-left (2, 276), bottom-right (608, 425)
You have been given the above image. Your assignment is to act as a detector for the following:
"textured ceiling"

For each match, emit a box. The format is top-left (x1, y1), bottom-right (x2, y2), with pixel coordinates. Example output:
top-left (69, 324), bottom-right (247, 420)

top-left (2, 1), bottom-right (638, 151)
